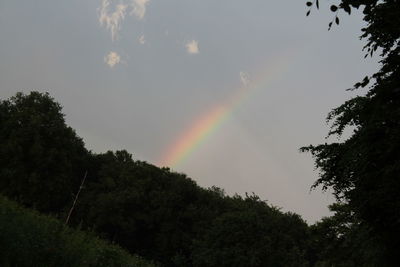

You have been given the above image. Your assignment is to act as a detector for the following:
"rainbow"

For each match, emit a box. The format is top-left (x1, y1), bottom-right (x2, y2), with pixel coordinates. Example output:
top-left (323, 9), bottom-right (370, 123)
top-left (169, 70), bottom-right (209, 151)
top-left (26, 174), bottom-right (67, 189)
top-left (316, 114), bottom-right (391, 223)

top-left (158, 52), bottom-right (293, 168)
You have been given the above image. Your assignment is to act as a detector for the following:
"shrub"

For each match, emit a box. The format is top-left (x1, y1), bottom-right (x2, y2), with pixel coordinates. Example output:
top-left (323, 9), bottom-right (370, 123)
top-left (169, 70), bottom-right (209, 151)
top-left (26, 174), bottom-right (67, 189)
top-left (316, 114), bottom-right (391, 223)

top-left (0, 195), bottom-right (154, 267)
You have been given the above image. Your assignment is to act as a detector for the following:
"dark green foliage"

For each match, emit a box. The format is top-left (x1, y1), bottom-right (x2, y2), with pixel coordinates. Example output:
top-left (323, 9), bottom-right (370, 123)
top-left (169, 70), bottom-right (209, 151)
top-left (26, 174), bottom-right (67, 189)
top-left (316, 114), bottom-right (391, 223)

top-left (303, 0), bottom-right (400, 264)
top-left (0, 195), bottom-right (154, 267)
top-left (0, 92), bottom-right (89, 213)
top-left (74, 152), bottom-right (311, 266)
top-left (192, 195), bottom-right (310, 267)
top-left (0, 92), bottom-right (313, 266)
top-left (309, 203), bottom-right (386, 267)
top-left (74, 151), bottom-right (204, 264)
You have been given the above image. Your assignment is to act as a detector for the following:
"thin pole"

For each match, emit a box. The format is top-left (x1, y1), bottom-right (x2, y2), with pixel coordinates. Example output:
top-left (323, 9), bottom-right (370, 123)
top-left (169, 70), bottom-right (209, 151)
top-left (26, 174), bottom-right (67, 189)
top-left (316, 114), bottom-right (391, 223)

top-left (65, 171), bottom-right (87, 225)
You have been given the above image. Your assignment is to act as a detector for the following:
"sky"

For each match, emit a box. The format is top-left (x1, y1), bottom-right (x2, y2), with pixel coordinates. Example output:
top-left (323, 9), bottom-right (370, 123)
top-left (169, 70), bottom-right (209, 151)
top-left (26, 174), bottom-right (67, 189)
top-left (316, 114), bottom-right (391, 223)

top-left (0, 0), bottom-right (379, 223)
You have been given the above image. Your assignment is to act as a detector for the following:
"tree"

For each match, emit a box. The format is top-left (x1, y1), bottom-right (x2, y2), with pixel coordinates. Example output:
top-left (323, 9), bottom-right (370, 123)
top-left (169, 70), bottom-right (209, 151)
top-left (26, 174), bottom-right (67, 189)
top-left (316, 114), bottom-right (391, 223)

top-left (0, 92), bottom-right (89, 213)
top-left (0, 92), bottom-right (313, 266)
top-left (191, 194), bottom-right (310, 267)
top-left (302, 0), bottom-right (400, 263)
top-left (309, 203), bottom-right (385, 266)
top-left (73, 152), bottom-right (312, 266)
top-left (73, 150), bottom-right (209, 266)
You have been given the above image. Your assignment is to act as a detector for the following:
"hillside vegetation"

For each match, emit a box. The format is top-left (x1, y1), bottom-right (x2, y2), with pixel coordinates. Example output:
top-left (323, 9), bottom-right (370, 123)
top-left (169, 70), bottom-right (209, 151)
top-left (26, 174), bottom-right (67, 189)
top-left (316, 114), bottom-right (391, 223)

top-left (0, 85), bottom-right (391, 266)
top-left (0, 195), bottom-right (154, 267)
top-left (0, 92), bottom-right (313, 266)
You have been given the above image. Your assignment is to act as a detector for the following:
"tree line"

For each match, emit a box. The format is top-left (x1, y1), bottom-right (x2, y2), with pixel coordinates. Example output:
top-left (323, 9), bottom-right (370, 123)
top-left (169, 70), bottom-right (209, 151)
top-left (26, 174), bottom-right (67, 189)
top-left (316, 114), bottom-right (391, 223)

top-left (0, 0), bottom-right (398, 265)
top-left (0, 91), bottom-right (310, 266)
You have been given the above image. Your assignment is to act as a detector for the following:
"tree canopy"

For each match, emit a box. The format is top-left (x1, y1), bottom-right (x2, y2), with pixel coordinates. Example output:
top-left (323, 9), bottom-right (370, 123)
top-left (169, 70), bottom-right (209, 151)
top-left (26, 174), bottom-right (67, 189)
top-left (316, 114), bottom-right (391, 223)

top-left (0, 92), bottom-right (313, 266)
top-left (302, 0), bottom-right (400, 264)
top-left (0, 92), bottom-right (89, 213)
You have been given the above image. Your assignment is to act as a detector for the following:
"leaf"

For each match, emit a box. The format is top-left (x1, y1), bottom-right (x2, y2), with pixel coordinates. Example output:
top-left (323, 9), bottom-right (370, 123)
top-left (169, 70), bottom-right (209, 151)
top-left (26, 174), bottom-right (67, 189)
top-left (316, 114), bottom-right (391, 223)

top-left (343, 5), bottom-right (351, 15)
top-left (330, 5), bottom-right (338, 12)
top-left (306, 10), bottom-right (311, 16)
top-left (335, 17), bottom-right (340, 25)
top-left (316, 0), bottom-right (319, 9)
top-left (328, 22), bottom-right (333, 30)
top-left (306, 1), bottom-right (312, 6)
top-left (360, 76), bottom-right (370, 87)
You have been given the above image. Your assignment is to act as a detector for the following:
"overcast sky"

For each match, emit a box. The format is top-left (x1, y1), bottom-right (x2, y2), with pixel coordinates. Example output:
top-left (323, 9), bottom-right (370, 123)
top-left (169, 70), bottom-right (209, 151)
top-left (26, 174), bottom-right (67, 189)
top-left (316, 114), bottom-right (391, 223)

top-left (0, 0), bottom-right (379, 223)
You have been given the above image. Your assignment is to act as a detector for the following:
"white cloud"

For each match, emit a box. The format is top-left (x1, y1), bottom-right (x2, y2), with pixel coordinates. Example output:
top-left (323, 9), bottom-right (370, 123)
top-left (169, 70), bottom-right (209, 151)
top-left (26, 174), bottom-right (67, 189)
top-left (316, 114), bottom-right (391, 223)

top-left (131, 0), bottom-right (150, 20)
top-left (240, 71), bottom-right (250, 87)
top-left (186, 40), bottom-right (199, 54)
top-left (104, 51), bottom-right (121, 67)
top-left (138, 34), bottom-right (145, 44)
top-left (99, 0), bottom-right (150, 41)
top-left (99, 0), bottom-right (128, 41)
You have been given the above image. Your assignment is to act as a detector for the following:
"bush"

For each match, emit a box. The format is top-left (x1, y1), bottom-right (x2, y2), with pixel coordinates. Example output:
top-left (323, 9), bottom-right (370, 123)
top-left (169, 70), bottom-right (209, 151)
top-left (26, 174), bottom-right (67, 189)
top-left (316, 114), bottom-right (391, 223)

top-left (0, 195), bottom-right (154, 267)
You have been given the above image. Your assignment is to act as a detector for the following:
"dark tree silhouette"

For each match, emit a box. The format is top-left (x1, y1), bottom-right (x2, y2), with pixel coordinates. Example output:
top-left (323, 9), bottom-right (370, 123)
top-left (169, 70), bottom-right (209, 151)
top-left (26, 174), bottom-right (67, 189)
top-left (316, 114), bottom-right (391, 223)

top-left (302, 0), bottom-right (400, 264)
top-left (0, 91), bottom-right (314, 266)
top-left (0, 92), bottom-right (89, 213)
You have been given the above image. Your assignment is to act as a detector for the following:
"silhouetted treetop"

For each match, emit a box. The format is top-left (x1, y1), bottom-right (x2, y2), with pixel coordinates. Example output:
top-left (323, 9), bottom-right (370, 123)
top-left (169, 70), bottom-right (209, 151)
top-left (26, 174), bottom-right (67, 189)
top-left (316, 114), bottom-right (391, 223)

top-left (303, 0), bottom-right (400, 264)
top-left (0, 92), bottom-right (89, 213)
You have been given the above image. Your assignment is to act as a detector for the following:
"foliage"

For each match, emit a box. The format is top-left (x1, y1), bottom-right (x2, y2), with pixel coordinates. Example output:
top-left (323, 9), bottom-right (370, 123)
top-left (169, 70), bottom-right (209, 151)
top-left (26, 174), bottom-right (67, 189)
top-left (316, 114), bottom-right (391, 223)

top-left (73, 150), bottom-right (208, 265)
top-left (74, 152), bottom-right (312, 266)
top-left (0, 92), bottom-right (89, 213)
top-left (0, 194), bottom-right (154, 267)
top-left (309, 203), bottom-right (386, 267)
top-left (302, 0), bottom-right (400, 264)
top-left (191, 194), bottom-right (310, 267)
top-left (0, 92), bottom-right (313, 266)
